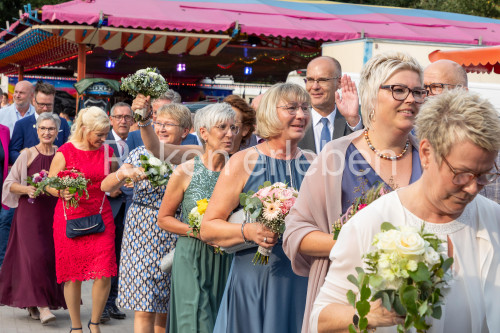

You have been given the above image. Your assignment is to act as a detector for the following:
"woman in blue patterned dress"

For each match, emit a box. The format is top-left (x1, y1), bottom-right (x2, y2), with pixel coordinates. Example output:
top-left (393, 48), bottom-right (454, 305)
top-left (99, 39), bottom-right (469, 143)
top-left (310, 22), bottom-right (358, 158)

top-left (201, 83), bottom-right (315, 333)
top-left (101, 104), bottom-right (192, 333)
top-left (156, 103), bottom-right (237, 333)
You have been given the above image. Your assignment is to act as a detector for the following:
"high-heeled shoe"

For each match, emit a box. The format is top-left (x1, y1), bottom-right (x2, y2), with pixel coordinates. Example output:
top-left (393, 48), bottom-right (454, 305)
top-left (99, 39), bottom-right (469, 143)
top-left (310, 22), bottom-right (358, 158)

top-left (88, 319), bottom-right (100, 333)
top-left (69, 327), bottom-right (82, 332)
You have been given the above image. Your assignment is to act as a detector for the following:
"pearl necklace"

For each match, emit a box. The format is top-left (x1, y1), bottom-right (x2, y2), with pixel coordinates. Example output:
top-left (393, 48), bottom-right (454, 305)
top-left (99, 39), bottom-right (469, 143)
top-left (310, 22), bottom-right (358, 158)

top-left (364, 129), bottom-right (410, 161)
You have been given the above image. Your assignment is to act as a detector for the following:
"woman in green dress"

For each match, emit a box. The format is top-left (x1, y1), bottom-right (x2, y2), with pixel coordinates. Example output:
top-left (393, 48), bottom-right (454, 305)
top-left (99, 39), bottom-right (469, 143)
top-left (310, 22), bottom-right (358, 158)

top-left (157, 103), bottom-right (237, 332)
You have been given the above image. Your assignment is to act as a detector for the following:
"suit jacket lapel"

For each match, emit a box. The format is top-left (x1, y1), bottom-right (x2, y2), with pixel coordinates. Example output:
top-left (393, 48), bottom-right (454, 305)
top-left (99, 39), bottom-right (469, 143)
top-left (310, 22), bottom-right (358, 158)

top-left (298, 124), bottom-right (316, 153)
top-left (332, 111), bottom-right (348, 140)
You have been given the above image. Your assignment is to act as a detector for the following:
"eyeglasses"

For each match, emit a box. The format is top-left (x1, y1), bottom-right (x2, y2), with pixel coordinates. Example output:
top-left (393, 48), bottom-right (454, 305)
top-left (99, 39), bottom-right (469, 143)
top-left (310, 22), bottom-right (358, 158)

top-left (214, 123), bottom-right (240, 135)
top-left (153, 121), bottom-right (181, 129)
top-left (277, 103), bottom-right (311, 115)
top-left (34, 98), bottom-right (53, 109)
top-left (442, 156), bottom-right (499, 186)
top-left (424, 83), bottom-right (463, 95)
top-left (112, 115), bottom-right (133, 122)
top-left (379, 85), bottom-right (428, 104)
top-left (38, 126), bottom-right (57, 132)
top-left (304, 77), bottom-right (341, 86)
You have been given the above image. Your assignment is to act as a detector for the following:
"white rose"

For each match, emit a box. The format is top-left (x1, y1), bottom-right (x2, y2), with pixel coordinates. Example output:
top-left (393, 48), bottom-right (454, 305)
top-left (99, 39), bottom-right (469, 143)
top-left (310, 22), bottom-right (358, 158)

top-left (406, 259), bottom-right (418, 272)
top-left (273, 182), bottom-right (287, 189)
top-left (148, 157), bottom-right (162, 167)
top-left (374, 229), bottom-right (400, 251)
top-left (424, 247), bottom-right (441, 266)
top-left (396, 231), bottom-right (426, 256)
top-left (159, 165), bottom-right (169, 175)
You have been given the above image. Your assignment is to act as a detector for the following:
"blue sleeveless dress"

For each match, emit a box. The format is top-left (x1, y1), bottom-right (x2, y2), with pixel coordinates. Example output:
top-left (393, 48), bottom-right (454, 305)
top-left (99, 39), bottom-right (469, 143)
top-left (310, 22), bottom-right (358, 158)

top-left (214, 148), bottom-right (310, 333)
top-left (341, 144), bottom-right (422, 213)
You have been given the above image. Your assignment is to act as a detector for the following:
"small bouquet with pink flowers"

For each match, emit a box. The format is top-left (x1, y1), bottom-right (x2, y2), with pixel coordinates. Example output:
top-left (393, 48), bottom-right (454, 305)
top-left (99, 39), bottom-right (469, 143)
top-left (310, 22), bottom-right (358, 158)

top-left (239, 181), bottom-right (298, 265)
top-left (333, 183), bottom-right (389, 240)
top-left (25, 169), bottom-right (50, 204)
top-left (48, 168), bottom-right (90, 208)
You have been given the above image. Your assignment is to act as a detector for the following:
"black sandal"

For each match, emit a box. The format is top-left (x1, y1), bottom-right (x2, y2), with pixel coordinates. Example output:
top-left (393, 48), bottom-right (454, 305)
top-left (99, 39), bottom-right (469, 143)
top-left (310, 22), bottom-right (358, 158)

top-left (88, 320), bottom-right (99, 333)
top-left (69, 328), bottom-right (82, 332)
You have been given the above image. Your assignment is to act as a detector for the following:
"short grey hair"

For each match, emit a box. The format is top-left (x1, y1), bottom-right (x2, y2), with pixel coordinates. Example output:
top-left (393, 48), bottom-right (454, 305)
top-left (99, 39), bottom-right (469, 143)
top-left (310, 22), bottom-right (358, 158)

top-left (157, 103), bottom-right (192, 130)
top-left (110, 102), bottom-right (132, 116)
top-left (416, 89), bottom-right (500, 164)
top-left (36, 112), bottom-right (61, 132)
top-left (152, 89), bottom-right (181, 104)
top-left (359, 51), bottom-right (423, 128)
top-left (194, 103), bottom-right (235, 144)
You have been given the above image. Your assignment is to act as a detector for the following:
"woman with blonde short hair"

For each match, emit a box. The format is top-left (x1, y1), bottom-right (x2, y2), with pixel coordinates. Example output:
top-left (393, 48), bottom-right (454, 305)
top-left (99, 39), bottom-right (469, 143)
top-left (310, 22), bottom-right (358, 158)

top-left (284, 51), bottom-right (428, 332)
top-left (312, 89), bottom-right (500, 332)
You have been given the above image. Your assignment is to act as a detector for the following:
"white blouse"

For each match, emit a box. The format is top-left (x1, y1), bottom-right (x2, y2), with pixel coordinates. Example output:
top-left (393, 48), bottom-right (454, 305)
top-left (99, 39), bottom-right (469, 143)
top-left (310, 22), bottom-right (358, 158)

top-left (310, 191), bottom-right (500, 333)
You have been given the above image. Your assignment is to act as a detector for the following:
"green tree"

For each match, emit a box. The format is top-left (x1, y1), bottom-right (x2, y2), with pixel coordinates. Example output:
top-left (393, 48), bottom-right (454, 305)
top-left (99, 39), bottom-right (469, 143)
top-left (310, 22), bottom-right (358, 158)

top-left (334, 0), bottom-right (499, 18)
top-left (0, 0), bottom-right (66, 31)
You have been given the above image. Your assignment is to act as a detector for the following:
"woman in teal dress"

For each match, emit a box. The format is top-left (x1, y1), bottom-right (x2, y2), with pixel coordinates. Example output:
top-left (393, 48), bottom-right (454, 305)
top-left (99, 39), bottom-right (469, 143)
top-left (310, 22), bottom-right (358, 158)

top-left (157, 103), bottom-right (237, 332)
top-left (201, 83), bottom-right (316, 332)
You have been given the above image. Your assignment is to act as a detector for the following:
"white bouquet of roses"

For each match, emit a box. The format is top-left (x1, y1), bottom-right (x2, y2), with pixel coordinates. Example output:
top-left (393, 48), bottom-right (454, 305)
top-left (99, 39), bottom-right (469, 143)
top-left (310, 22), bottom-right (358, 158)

top-left (139, 154), bottom-right (173, 187)
top-left (239, 181), bottom-right (298, 265)
top-left (347, 222), bottom-right (453, 333)
top-left (120, 67), bottom-right (169, 121)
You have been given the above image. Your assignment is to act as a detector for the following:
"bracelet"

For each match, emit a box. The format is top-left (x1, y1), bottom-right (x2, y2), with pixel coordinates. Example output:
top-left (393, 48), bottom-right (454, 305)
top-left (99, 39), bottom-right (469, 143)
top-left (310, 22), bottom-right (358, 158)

top-left (138, 119), bottom-right (152, 127)
top-left (241, 221), bottom-right (252, 244)
top-left (115, 169), bottom-right (123, 182)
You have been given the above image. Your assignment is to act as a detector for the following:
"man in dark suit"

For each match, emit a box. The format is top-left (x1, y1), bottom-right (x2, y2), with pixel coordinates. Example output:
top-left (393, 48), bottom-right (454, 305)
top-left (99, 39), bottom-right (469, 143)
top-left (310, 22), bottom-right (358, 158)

top-left (9, 82), bottom-right (70, 163)
top-left (101, 102), bottom-right (134, 322)
top-left (127, 90), bottom-right (199, 151)
top-left (298, 56), bottom-right (362, 154)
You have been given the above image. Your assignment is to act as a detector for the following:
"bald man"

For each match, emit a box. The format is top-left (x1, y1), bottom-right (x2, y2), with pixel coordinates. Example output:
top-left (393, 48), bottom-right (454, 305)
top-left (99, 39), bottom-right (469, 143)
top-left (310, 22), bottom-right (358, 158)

top-left (0, 80), bottom-right (35, 136)
top-left (424, 59), bottom-right (468, 95)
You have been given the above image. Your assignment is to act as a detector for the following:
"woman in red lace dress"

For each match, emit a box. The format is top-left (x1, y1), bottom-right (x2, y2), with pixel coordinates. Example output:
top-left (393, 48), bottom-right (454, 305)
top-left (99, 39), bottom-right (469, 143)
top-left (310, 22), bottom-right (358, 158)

top-left (46, 107), bottom-right (117, 333)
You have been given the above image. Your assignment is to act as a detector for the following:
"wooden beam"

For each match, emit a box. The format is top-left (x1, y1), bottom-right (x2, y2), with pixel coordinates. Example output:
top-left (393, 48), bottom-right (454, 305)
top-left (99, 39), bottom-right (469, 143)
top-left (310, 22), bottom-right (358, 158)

top-left (18, 65), bottom-right (24, 81)
top-left (76, 44), bottom-right (87, 112)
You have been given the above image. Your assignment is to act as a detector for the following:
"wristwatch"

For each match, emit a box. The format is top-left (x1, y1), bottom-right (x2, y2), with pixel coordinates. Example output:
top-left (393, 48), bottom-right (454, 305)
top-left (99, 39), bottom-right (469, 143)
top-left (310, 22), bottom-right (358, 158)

top-left (353, 313), bottom-right (360, 329)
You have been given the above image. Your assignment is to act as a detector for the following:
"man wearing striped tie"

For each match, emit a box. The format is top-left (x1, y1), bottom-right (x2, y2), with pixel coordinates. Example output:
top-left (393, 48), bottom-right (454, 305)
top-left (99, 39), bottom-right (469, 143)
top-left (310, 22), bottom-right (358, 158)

top-left (298, 56), bottom-right (363, 154)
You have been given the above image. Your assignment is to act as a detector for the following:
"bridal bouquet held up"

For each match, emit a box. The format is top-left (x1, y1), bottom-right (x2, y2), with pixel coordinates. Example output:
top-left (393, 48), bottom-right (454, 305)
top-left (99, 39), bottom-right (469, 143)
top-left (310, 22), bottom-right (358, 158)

top-left (239, 181), bottom-right (298, 265)
top-left (120, 67), bottom-right (169, 121)
top-left (347, 222), bottom-right (453, 333)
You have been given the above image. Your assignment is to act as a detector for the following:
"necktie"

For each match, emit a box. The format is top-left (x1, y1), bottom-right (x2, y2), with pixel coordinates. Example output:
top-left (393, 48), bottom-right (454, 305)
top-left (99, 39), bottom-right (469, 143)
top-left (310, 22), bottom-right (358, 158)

top-left (319, 117), bottom-right (331, 151)
top-left (118, 140), bottom-right (126, 157)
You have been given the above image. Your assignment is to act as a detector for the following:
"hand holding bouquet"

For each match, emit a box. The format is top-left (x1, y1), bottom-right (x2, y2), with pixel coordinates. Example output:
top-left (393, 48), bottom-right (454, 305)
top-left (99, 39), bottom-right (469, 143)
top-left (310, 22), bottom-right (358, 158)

top-left (347, 222), bottom-right (453, 333)
top-left (187, 198), bottom-right (209, 238)
top-left (139, 155), bottom-right (173, 186)
top-left (333, 183), bottom-right (388, 240)
top-left (120, 67), bottom-right (169, 121)
top-left (48, 168), bottom-right (90, 208)
top-left (239, 181), bottom-right (298, 265)
top-left (25, 169), bottom-right (50, 204)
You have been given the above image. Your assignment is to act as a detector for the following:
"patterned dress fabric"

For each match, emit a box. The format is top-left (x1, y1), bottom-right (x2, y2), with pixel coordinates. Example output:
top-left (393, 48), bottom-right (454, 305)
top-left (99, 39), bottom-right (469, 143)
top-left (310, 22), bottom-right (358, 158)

top-left (214, 148), bottom-right (310, 333)
top-left (53, 142), bottom-right (116, 283)
top-left (117, 146), bottom-right (177, 313)
top-left (169, 156), bottom-right (233, 333)
top-left (0, 150), bottom-right (66, 308)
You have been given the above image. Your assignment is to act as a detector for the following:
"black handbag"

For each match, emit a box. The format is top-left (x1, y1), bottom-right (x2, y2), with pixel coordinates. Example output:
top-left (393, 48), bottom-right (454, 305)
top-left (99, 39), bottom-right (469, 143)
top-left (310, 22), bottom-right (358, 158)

top-left (65, 195), bottom-right (106, 238)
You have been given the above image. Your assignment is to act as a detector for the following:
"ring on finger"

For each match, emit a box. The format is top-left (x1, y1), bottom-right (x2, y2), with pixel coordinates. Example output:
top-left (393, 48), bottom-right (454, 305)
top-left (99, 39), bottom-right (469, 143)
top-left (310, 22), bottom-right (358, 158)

top-left (264, 237), bottom-right (267, 244)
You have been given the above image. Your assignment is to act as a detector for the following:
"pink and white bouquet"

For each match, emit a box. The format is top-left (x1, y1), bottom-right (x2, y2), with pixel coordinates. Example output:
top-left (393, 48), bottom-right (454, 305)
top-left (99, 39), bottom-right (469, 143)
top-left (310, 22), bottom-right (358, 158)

top-left (347, 222), bottom-right (453, 333)
top-left (25, 169), bottom-right (50, 204)
top-left (333, 183), bottom-right (388, 240)
top-left (239, 181), bottom-right (298, 265)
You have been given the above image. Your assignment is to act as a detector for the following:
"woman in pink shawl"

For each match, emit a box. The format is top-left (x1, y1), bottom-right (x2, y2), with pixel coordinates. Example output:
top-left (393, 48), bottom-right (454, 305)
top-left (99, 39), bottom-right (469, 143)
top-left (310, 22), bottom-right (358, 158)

top-left (283, 51), bottom-right (427, 332)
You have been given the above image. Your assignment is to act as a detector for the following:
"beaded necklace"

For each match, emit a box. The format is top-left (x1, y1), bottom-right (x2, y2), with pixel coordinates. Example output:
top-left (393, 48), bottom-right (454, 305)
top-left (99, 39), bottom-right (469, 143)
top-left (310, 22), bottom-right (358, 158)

top-left (364, 129), bottom-right (409, 161)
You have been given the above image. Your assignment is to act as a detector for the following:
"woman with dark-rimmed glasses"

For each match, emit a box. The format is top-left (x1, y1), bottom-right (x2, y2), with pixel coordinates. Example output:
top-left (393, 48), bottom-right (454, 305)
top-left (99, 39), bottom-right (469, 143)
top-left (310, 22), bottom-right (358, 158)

top-left (284, 51), bottom-right (428, 333)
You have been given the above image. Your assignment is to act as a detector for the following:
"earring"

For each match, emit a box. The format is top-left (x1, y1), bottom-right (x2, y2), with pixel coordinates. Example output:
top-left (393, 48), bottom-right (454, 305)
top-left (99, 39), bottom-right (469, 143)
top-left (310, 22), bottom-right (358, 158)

top-left (369, 109), bottom-right (375, 122)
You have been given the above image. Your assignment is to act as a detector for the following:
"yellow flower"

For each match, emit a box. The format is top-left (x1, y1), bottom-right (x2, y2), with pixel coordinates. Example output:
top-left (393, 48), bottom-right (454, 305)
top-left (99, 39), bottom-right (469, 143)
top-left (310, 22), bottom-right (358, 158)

top-left (197, 198), bottom-right (209, 215)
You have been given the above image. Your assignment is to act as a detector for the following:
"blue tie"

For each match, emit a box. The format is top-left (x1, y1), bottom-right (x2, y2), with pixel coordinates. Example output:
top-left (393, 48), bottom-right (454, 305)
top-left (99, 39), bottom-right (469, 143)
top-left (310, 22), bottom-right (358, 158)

top-left (319, 117), bottom-right (331, 151)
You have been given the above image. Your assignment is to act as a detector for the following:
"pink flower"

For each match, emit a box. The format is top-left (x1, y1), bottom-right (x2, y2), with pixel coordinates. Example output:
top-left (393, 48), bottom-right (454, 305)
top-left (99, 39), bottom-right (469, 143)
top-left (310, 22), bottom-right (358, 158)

top-left (33, 176), bottom-right (42, 183)
top-left (256, 186), bottom-right (272, 198)
top-left (358, 203), bottom-right (368, 210)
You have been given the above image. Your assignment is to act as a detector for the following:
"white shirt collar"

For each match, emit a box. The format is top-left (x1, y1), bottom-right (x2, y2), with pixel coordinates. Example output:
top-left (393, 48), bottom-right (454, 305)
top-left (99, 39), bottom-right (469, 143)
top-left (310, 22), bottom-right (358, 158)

top-left (311, 105), bottom-right (337, 127)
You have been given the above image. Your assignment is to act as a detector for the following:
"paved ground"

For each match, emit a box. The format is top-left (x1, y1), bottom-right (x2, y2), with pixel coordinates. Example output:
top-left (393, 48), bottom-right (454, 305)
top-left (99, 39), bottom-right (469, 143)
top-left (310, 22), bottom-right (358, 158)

top-left (0, 281), bottom-right (134, 333)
